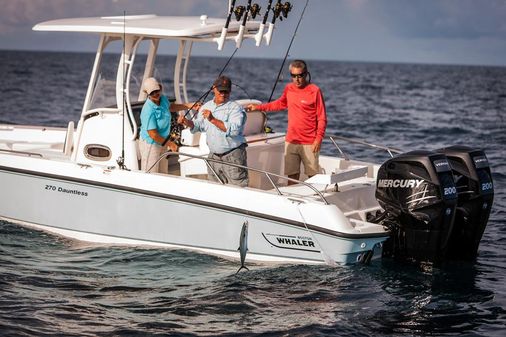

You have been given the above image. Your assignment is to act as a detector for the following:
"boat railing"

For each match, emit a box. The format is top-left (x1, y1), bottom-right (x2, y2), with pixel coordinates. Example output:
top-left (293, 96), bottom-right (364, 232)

top-left (0, 148), bottom-right (43, 158)
top-left (326, 134), bottom-right (403, 160)
top-left (82, 107), bottom-right (121, 120)
top-left (148, 151), bottom-right (330, 205)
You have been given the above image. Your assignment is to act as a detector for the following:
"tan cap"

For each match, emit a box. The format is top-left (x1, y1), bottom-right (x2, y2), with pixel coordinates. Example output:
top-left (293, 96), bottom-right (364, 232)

top-left (143, 77), bottom-right (162, 95)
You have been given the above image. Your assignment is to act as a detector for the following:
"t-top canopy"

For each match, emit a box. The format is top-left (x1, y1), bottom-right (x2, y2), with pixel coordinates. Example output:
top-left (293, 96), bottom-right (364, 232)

top-left (33, 15), bottom-right (261, 39)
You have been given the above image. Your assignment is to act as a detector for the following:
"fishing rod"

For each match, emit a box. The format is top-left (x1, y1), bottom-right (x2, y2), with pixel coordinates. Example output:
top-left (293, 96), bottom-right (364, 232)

top-left (268, 0), bottom-right (307, 102)
top-left (265, 0), bottom-right (292, 46)
top-left (236, 0), bottom-right (253, 48)
top-left (162, 48), bottom-right (239, 147)
top-left (255, 0), bottom-right (273, 46)
top-left (217, 0), bottom-right (238, 50)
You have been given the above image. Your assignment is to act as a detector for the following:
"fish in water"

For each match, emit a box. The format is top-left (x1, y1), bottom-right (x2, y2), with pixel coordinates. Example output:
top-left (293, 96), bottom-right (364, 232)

top-left (236, 220), bottom-right (249, 273)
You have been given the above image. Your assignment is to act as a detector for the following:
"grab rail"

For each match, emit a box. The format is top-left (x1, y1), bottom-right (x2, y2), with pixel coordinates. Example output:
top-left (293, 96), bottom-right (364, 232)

top-left (326, 134), bottom-right (403, 159)
top-left (82, 107), bottom-right (121, 120)
top-left (0, 148), bottom-right (43, 158)
top-left (147, 151), bottom-right (330, 205)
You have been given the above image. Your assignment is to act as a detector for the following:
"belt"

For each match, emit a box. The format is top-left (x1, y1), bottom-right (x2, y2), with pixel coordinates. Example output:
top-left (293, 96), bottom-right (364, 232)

top-left (214, 143), bottom-right (247, 157)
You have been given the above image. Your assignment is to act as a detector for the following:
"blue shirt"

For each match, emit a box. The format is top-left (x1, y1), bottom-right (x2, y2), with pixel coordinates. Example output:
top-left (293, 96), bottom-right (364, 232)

top-left (191, 100), bottom-right (247, 154)
top-left (140, 95), bottom-right (171, 145)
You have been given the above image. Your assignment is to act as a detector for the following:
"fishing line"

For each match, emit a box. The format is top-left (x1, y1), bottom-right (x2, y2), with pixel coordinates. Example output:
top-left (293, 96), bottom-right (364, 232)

top-left (268, 0), bottom-right (310, 102)
top-left (232, 83), bottom-right (251, 99)
top-left (294, 202), bottom-right (337, 267)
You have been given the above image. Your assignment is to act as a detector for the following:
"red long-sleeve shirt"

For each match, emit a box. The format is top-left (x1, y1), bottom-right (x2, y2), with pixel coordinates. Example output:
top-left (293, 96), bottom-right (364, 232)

top-left (257, 83), bottom-right (327, 144)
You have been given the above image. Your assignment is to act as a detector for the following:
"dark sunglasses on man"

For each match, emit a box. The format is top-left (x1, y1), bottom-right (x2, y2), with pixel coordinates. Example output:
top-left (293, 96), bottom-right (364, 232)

top-left (290, 72), bottom-right (307, 79)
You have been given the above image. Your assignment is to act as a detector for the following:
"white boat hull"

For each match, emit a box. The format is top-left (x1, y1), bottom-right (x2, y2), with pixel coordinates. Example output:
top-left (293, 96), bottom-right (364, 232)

top-left (0, 156), bottom-right (388, 265)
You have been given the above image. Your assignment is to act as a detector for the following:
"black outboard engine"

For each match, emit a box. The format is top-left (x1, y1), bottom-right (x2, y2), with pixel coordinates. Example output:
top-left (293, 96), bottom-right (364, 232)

top-left (437, 146), bottom-right (494, 260)
top-left (375, 151), bottom-right (458, 264)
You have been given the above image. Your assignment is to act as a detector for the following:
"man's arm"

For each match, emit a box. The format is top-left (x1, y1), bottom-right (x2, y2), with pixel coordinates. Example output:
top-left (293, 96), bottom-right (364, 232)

top-left (170, 101), bottom-right (202, 112)
top-left (146, 129), bottom-right (178, 151)
top-left (202, 105), bottom-right (245, 136)
top-left (312, 88), bottom-right (327, 153)
top-left (202, 109), bottom-right (227, 132)
top-left (247, 86), bottom-right (288, 112)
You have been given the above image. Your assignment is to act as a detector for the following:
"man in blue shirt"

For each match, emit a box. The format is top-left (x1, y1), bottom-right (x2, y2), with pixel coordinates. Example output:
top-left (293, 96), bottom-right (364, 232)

top-left (140, 77), bottom-right (200, 173)
top-left (178, 76), bottom-right (249, 187)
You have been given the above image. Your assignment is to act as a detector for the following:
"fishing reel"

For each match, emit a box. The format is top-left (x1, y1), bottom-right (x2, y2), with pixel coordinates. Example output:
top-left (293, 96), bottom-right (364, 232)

top-left (273, 1), bottom-right (292, 21)
top-left (235, 3), bottom-right (262, 21)
top-left (234, 6), bottom-right (246, 21)
top-left (250, 3), bottom-right (261, 19)
top-left (169, 112), bottom-right (183, 147)
top-left (281, 2), bottom-right (292, 18)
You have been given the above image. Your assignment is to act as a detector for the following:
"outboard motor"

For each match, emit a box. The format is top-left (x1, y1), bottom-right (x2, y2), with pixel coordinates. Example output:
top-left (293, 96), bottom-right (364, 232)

top-left (437, 146), bottom-right (494, 260)
top-left (375, 151), bottom-right (458, 264)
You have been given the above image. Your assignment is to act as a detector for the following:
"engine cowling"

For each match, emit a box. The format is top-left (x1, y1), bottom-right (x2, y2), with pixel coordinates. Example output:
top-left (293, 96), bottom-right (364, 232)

top-left (436, 146), bottom-right (494, 260)
top-left (375, 150), bottom-right (458, 264)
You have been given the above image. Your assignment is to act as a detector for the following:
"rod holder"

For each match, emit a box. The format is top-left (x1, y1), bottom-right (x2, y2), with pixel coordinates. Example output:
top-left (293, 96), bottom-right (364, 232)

top-left (217, 27), bottom-right (228, 50)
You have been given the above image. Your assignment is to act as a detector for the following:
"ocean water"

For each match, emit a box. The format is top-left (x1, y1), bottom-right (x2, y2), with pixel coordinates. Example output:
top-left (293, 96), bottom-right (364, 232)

top-left (0, 50), bottom-right (505, 336)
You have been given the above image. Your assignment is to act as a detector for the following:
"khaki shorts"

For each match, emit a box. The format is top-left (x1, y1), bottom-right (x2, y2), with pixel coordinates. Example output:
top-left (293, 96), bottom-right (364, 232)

top-left (139, 139), bottom-right (168, 173)
top-left (284, 142), bottom-right (320, 177)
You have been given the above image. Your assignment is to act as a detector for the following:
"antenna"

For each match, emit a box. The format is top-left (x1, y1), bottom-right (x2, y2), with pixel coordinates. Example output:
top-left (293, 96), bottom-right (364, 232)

top-left (117, 10), bottom-right (127, 170)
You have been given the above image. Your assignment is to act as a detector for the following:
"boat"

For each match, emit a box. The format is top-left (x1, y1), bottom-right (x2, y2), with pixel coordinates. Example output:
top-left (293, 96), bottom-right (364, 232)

top-left (0, 4), bottom-right (494, 267)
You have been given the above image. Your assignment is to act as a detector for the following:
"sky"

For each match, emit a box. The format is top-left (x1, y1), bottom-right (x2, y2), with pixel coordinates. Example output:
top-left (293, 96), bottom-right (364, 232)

top-left (0, 0), bottom-right (505, 66)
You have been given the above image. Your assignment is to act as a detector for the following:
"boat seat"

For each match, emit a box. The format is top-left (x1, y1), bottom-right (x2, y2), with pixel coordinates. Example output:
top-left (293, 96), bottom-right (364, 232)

top-left (63, 121), bottom-right (74, 156)
top-left (305, 165), bottom-right (368, 185)
top-left (243, 111), bottom-right (266, 136)
top-left (236, 99), bottom-right (264, 136)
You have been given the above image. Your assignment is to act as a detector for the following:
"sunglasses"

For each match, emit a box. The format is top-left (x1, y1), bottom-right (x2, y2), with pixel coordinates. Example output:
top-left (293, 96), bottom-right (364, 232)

top-left (290, 72), bottom-right (306, 79)
top-left (217, 89), bottom-right (230, 94)
top-left (149, 89), bottom-right (161, 96)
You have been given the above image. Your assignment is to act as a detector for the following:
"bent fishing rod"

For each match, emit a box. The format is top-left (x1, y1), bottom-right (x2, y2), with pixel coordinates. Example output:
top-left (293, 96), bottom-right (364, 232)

top-left (161, 47), bottom-right (239, 146)
top-left (268, 0), bottom-right (307, 102)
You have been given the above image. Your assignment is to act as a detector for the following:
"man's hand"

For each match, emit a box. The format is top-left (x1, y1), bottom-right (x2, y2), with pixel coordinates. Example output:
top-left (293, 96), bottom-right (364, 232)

top-left (177, 115), bottom-right (193, 129)
top-left (192, 101), bottom-right (203, 111)
top-left (177, 115), bottom-right (187, 126)
top-left (246, 104), bottom-right (259, 112)
top-left (167, 141), bottom-right (178, 152)
top-left (201, 109), bottom-right (214, 121)
top-left (312, 139), bottom-right (322, 153)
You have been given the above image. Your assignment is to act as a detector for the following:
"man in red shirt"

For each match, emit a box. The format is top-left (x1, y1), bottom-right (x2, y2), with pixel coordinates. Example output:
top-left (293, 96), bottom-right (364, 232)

top-left (247, 60), bottom-right (327, 183)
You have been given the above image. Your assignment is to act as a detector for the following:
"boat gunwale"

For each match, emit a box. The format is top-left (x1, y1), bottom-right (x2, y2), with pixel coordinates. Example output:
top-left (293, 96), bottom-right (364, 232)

top-left (0, 164), bottom-right (390, 240)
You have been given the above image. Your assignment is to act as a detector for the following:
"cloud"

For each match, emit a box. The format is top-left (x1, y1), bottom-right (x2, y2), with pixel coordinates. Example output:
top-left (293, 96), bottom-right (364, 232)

top-left (0, 0), bottom-right (225, 35)
top-left (364, 0), bottom-right (506, 40)
top-left (0, 0), bottom-right (505, 66)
